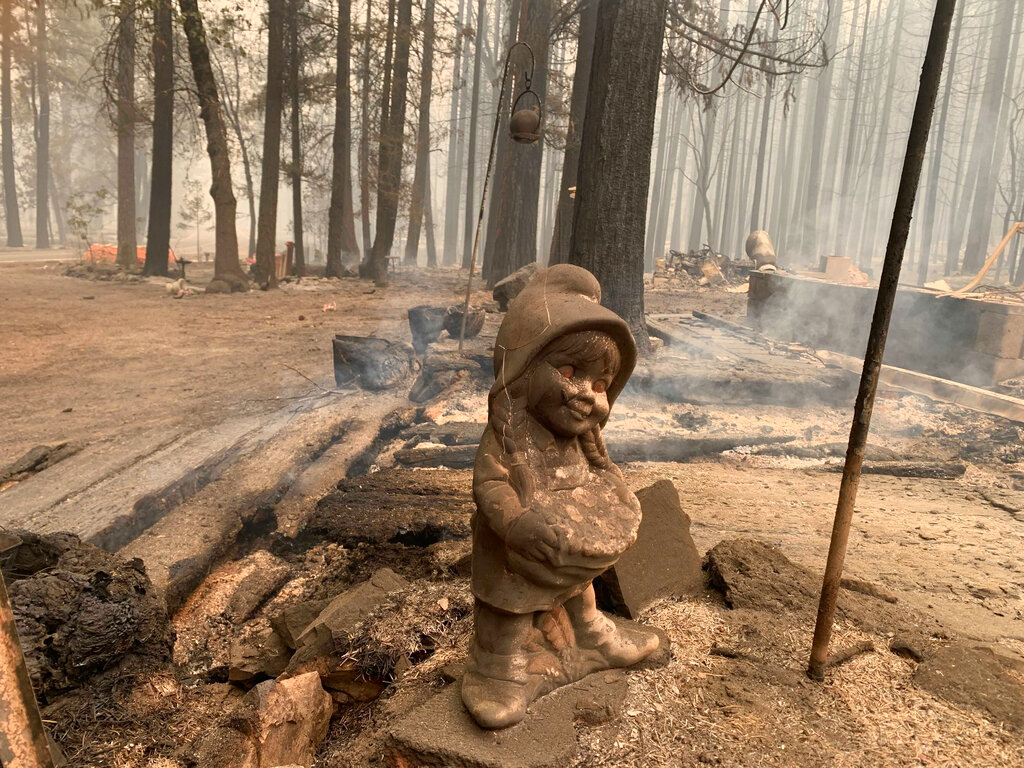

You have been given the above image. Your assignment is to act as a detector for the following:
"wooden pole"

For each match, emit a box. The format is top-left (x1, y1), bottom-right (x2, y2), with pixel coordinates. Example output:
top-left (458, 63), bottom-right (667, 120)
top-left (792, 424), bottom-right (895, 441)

top-left (807, 0), bottom-right (957, 682)
top-left (0, 568), bottom-right (55, 768)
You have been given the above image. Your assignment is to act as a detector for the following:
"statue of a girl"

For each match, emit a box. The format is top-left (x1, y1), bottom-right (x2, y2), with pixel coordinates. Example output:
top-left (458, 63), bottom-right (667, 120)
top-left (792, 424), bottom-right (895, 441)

top-left (463, 264), bottom-right (661, 729)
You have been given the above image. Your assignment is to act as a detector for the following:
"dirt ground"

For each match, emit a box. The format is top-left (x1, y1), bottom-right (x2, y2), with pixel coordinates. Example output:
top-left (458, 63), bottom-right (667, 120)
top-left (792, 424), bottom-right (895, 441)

top-left (3, 260), bottom-right (1024, 766)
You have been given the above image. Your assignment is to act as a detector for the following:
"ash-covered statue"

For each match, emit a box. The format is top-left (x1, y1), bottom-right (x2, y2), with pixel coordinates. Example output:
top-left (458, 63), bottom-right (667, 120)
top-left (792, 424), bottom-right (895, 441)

top-left (464, 264), bottom-right (661, 729)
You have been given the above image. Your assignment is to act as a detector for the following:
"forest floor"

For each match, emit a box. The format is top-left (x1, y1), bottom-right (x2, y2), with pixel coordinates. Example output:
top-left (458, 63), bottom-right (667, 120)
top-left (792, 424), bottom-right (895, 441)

top-left (2, 259), bottom-right (1023, 766)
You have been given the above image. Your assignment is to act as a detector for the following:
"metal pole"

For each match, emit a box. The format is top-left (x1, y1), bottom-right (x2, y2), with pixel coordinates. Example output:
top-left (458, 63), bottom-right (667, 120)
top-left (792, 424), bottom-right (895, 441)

top-left (0, 569), bottom-right (55, 768)
top-left (807, 0), bottom-right (957, 682)
top-left (459, 42), bottom-right (534, 352)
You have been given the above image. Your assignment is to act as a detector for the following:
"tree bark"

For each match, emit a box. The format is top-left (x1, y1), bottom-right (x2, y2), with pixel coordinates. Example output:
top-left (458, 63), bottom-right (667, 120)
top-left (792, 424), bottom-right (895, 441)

top-left (549, 0), bottom-right (596, 266)
top-left (288, 0), bottom-right (304, 276)
top-left (179, 0), bottom-right (248, 290)
top-left (254, 0), bottom-right (285, 288)
top-left (116, 0), bottom-right (136, 268)
top-left (442, 0), bottom-right (466, 265)
top-left (568, 0), bottom-right (666, 355)
top-left (404, 0), bottom-right (436, 265)
top-left (144, 0), bottom-right (173, 276)
top-left (216, 46), bottom-right (257, 263)
top-left (1, 0), bottom-right (21, 246)
top-left (462, 0), bottom-right (486, 269)
top-left (358, 0), bottom-right (372, 256)
top-left (34, 0), bottom-right (48, 248)
top-left (364, 0), bottom-right (411, 285)
top-left (484, 0), bottom-right (552, 286)
top-left (326, 0), bottom-right (359, 276)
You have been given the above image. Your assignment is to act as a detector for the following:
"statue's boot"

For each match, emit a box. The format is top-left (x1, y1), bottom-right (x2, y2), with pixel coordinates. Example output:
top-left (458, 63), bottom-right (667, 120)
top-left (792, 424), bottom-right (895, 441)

top-left (572, 612), bottom-right (660, 668)
top-left (461, 642), bottom-right (546, 729)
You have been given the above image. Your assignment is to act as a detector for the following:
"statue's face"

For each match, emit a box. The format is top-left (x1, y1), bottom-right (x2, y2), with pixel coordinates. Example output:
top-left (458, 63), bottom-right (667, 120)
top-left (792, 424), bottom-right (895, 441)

top-left (527, 333), bottom-right (617, 437)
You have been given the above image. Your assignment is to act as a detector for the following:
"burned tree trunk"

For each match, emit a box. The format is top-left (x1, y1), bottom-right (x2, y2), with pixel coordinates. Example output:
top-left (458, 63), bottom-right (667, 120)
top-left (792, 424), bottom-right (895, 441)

top-left (1, 0), bottom-right (21, 247)
top-left (357, 0), bottom-right (373, 256)
top-left (442, 0), bottom-right (467, 265)
top-left (461, 0), bottom-right (487, 269)
top-left (363, 0), bottom-right (412, 286)
top-left (568, 0), bottom-right (666, 354)
top-left (326, 0), bottom-right (359, 277)
top-left (116, 0), bottom-right (136, 268)
top-left (34, 0), bottom-right (48, 249)
top-left (288, 0), bottom-right (304, 276)
top-left (484, 0), bottom-right (552, 286)
top-left (144, 0), bottom-right (173, 276)
top-left (404, 0), bottom-right (436, 266)
top-left (254, 0), bottom-right (286, 288)
top-left (179, 0), bottom-right (248, 291)
top-left (548, 0), bottom-right (596, 266)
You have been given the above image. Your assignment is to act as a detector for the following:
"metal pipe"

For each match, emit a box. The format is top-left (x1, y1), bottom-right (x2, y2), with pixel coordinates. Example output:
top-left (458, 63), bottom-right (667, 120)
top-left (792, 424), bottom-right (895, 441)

top-left (807, 0), bottom-right (957, 682)
top-left (459, 41), bottom-right (536, 352)
top-left (0, 569), bottom-right (55, 768)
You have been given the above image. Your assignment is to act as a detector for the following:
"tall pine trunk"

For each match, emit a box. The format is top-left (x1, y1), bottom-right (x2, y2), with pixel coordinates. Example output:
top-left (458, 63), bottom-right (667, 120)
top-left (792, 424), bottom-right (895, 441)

top-left (461, 0), bottom-right (486, 268)
top-left (180, 0), bottom-right (247, 290)
top-left (1, 0), bottom-right (20, 246)
top-left (404, 0), bottom-right (435, 265)
top-left (364, 0), bottom-right (411, 285)
top-left (34, 0), bottom-right (48, 248)
top-left (144, 0), bottom-right (173, 276)
top-left (548, 0), bottom-right (596, 266)
top-left (484, 0), bottom-right (552, 286)
top-left (116, 0), bottom-right (136, 268)
top-left (357, 0), bottom-right (373, 256)
top-left (441, 0), bottom-right (466, 265)
top-left (254, 0), bottom-right (285, 288)
top-left (326, 0), bottom-right (359, 276)
top-left (569, 0), bottom-right (666, 354)
top-left (288, 0), bottom-right (304, 275)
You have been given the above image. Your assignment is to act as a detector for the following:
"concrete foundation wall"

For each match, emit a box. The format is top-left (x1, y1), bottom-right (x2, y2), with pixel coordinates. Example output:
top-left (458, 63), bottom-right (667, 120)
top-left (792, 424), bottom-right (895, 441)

top-left (747, 272), bottom-right (1024, 387)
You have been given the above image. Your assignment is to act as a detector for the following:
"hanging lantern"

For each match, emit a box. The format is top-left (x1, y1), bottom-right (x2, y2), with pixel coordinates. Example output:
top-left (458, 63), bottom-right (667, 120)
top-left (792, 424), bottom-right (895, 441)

top-left (509, 86), bottom-right (542, 144)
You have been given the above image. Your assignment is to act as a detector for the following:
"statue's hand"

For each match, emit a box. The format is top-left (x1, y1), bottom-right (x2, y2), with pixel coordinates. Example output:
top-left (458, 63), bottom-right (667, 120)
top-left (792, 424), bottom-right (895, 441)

top-left (505, 510), bottom-right (565, 565)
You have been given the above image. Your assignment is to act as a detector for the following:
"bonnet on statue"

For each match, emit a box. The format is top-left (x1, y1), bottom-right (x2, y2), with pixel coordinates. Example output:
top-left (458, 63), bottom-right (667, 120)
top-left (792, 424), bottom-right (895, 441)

top-left (490, 264), bottom-right (638, 421)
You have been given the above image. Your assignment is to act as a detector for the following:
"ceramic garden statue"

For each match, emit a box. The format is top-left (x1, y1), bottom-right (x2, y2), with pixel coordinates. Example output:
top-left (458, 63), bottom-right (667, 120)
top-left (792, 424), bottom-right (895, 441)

top-left (463, 264), bottom-right (661, 729)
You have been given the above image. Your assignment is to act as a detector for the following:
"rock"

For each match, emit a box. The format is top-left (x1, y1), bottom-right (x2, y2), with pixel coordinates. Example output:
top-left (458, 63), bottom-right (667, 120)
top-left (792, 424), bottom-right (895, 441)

top-left (333, 335), bottom-right (416, 390)
top-left (573, 671), bottom-right (628, 725)
top-left (914, 643), bottom-right (1024, 732)
top-left (228, 627), bottom-right (292, 685)
top-left (386, 684), bottom-right (578, 768)
top-left (193, 671), bottom-right (332, 768)
top-left (3, 531), bottom-right (173, 702)
top-left (408, 305), bottom-right (447, 354)
top-left (594, 480), bottom-right (703, 618)
top-left (270, 598), bottom-right (331, 650)
top-left (443, 305), bottom-right (485, 339)
top-left (704, 539), bottom-right (818, 614)
top-left (321, 659), bottom-right (387, 704)
top-left (492, 262), bottom-right (540, 311)
top-left (224, 552), bottom-right (292, 622)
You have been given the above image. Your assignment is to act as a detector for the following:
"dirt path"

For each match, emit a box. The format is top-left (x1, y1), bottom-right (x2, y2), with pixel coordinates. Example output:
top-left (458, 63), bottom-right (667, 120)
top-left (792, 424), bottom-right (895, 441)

top-left (0, 261), bottom-right (479, 466)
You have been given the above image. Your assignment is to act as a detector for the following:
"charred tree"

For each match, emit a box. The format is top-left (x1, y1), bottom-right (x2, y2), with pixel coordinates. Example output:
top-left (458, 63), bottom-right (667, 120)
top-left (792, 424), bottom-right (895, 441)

top-left (1, 0), bottom-right (21, 246)
top-left (363, 0), bottom-right (411, 285)
top-left (548, 0), bottom-right (596, 266)
top-left (288, 0), bottom-right (304, 275)
top-left (357, 0), bottom-right (373, 256)
top-left (461, 0), bottom-right (486, 269)
top-left (116, 0), bottom-right (136, 268)
top-left (569, 0), bottom-right (666, 355)
top-left (144, 0), bottom-right (173, 276)
top-left (404, 0), bottom-right (436, 266)
top-left (326, 0), bottom-right (359, 276)
top-left (34, 0), bottom-right (48, 248)
top-left (442, 0), bottom-right (466, 265)
top-left (179, 0), bottom-right (248, 290)
top-left (254, 0), bottom-right (285, 288)
top-left (216, 45), bottom-right (257, 263)
top-left (484, 0), bottom-right (552, 286)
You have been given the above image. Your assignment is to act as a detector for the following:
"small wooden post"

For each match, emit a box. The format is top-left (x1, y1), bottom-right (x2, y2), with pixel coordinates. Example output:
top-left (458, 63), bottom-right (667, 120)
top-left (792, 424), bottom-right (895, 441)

top-left (807, 0), bottom-right (958, 681)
